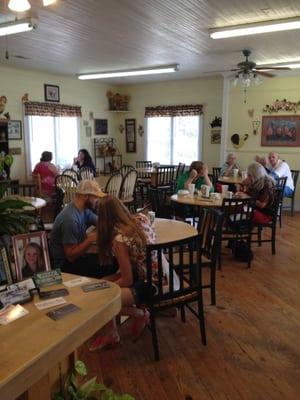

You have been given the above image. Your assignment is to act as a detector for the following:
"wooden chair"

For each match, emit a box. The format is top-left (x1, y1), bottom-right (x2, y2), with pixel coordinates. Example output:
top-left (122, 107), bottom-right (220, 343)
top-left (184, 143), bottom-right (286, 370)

top-left (149, 166), bottom-right (177, 218)
top-left (136, 161), bottom-right (152, 204)
top-left (31, 173), bottom-right (42, 197)
top-left (282, 169), bottom-right (299, 216)
top-left (78, 166), bottom-right (95, 181)
top-left (276, 176), bottom-right (287, 228)
top-left (62, 168), bottom-right (79, 183)
top-left (212, 167), bottom-right (221, 186)
top-left (55, 174), bottom-right (77, 207)
top-left (119, 164), bottom-right (135, 177)
top-left (251, 188), bottom-right (283, 255)
top-left (173, 162), bottom-right (186, 191)
top-left (220, 197), bottom-right (255, 268)
top-left (145, 233), bottom-right (206, 361)
top-left (104, 172), bottom-right (123, 198)
top-left (119, 169), bottom-right (138, 211)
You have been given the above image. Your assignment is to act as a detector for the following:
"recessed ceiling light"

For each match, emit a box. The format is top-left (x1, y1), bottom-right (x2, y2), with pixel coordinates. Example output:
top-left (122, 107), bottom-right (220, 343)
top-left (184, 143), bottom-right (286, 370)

top-left (209, 17), bottom-right (300, 39)
top-left (78, 64), bottom-right (179, 80)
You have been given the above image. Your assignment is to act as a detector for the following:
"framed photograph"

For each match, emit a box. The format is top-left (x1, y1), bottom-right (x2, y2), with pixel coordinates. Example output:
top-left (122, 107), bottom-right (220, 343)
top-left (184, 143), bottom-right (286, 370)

top-left (211, 128), bottom-right (221, 144)
top-left (0, 246), bottom-right (13, 285)
top-left (8, 120), bottom-right (22, 140)
top-left (12, 231), bottom-right (51, 282)
top-left (44, 84), bottom-right (60, 102)
top-left (95, 119), bottom-right (108, 135)
top-left (125, 118), bottom-right (136, 153)
top-left (261, 115), bottom-right (300, 147)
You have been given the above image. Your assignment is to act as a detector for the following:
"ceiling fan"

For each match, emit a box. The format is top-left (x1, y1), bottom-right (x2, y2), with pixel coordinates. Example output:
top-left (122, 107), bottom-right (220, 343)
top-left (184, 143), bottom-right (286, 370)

top-left (5, 49), bottom-right (30, 60)
top-left (229, 49), bottom-right (290, 78)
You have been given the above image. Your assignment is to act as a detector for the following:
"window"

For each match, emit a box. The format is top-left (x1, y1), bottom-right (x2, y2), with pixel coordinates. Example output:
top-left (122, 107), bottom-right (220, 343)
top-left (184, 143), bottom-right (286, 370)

top-left (146, 115), bottom-right (202, 164)
top-left (26, 115), bottom-right (79, 174)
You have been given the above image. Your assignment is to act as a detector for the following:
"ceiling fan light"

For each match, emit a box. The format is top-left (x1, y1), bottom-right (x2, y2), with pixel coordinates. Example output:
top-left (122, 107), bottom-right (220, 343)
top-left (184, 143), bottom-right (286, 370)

top-left (8, 0), bottom-right (31, 12)
top-left (43, 0), bottom-right (56, 6)
top-left (209, 17), bottom-right (300, 39)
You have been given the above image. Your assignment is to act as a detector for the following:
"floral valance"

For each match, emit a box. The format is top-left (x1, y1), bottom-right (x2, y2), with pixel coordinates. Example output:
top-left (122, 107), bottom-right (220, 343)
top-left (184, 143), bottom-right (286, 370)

top-left (24, 102), bottom-right (82, 117)
top-left (144, 104), bottom-right (203, 117)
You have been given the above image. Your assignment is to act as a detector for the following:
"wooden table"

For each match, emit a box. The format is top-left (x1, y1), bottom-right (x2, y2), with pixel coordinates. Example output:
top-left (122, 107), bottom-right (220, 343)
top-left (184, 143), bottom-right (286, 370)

top-left (218, 176), bottom-right (242, 185)
top-left (0, 273), bottom-right (121, 400)
top-left (170, 193), bottom-right (222, 208)
top-left (154, 218), bottom-right (198, 244)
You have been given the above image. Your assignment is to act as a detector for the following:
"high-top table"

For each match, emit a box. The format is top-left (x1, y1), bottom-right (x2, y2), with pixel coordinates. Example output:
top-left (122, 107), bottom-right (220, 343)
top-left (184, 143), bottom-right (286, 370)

top-left (0, 273), bottom-right (121, 400)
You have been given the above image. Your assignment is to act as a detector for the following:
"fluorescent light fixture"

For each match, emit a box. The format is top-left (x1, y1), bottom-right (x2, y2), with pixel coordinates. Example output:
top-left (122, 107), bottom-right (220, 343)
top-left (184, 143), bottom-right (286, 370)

top-left (8, 0), bottom-right (31, 12)
top-left (78, 64), bottom-right (179, 80)
top-left (210, 17), bottom-right (300, 39)
top-left (272, 63), bottom-right (300, 69)
top-left (0, 18), bottom-right (36, 37)
top-left (43, 0), bottom-right (56, 6)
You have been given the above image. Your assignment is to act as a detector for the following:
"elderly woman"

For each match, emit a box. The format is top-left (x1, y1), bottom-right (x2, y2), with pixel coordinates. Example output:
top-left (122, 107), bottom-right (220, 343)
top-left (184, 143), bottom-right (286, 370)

top-left (176, 161), bottom-right (213, 192)
top-left (236, 162), bottom-right (276, 224)
top-left (220, 152), bottom-right (241, 177)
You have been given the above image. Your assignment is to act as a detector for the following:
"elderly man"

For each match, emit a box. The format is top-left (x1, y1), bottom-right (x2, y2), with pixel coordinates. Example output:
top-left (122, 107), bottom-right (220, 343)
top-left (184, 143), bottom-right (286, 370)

top-left (50, 179), bottom-right (116, 278)
top-left (220, 152), bottom-right (241, 177)
top-left (268, 152), bottom-right (294, 196)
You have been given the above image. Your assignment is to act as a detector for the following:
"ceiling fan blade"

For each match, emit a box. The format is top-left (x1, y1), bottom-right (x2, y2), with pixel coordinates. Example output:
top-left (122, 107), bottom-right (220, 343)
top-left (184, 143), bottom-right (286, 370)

top-left (12, 54), bottom-right (31, 60)
top-left (255, 66), bottom-right (290, 71)
top-left (255, 70), bottom-right (275, 78)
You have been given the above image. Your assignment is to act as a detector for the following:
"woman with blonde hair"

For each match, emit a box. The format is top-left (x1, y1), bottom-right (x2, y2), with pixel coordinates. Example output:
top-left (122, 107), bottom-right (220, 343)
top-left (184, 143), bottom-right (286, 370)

top-left (236, 162), bottom-right (276, 224)
top-left (89, 195), bottom-right (157, 351)
top-left (22, 242), bottom-right (43, 278)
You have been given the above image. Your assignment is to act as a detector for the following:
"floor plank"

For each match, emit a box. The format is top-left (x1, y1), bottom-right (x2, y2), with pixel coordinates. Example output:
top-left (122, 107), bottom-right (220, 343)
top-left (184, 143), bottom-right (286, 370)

top-left (78, 212), bottom-right (300, 400)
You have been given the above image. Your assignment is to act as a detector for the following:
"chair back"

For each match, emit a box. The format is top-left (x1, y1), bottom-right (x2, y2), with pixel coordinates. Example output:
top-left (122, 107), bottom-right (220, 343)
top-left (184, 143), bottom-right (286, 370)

top-left (198, 208), bottom-right (223, 265)
top-left (32, 173), bottom-right (42, 197)
top-left (55, 174), bottom-right (77, 205)
top-left (136, 161), bottom-right (152, 179)
top-left (146, 234), bottom-right (202, 302)
top-left (78, 166), bottom-right (95, 181)
top-left (221, 197), bottom-right (255, 234)
top-left (104, 172), bottom-right (123, 198)
top-left (175, 162), bottom-right (186, 181)
top-left (9, 182), bottom-right (39, 197)
top-left (119, 164), bottom-right (135, 177)
top-left (212, 167), bottom-right (221, 185)
top-left (291, 169), bottom-right (299, 191)
top-left (62, 168), bottom-right (79, 183)
top-left (119, 169), bottom-right (138, 202)
top-left (152, 166), bottom-right (177, 188)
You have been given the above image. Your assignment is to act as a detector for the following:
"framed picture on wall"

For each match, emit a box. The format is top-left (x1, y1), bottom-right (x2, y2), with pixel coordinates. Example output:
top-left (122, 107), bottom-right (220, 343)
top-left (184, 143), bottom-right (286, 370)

top-left (261, 115), bottom-right (300, 147)
top-left (8, 120), bottom-right (22, 140)
top-left (44, 84), bottom-right (60, 102)
top-left (125, 118), bottom-right (136, 153)
top-left (94, 119), bottom-right (108, 135)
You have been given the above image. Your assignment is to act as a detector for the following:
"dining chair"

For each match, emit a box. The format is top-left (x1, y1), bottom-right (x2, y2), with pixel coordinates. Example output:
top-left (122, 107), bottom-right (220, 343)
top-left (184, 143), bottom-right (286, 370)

top-left (55, 174), bottom-right (77, 207)
top-left (276, 176), bottom-right (287, 228)
top-left (136, 161), bottom-right (152, 205)
top-left (220, 197), bottom-right (255, 268)
top-left (104, 172), bottom-right (123, 198)
top-left (119, 169), bottom-right (138, 211)
top-left (282, 169), bottom-right (299, 217)
top-left (78, 166), bottom-right (95, 181)
top-left (251, 188), bottom-right (283, 255)
top-left (212, 167), bottom-right (221, 186)
top-left (119, 164), bottom-right (135, 177)
top-left (62, 168), bottom-right (79, 183)
top-left (145, 233), bottom-right (206, 361)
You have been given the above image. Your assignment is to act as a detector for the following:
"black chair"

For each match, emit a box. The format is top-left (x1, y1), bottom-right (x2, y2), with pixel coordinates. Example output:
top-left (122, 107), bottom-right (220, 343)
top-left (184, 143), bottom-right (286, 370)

top-left (145, 233), bottom-right (206, 361)
top-left (149, 166), bottom-right (177, 218)
top-left (251, 188), bottom-right (283, 255)
top-left (276, 176), bottom-right (287, 228)
top-left (220, 197), bottom-right (255, 268)
top-left (282, 170), bottom-right (299, 216)
top-left (212, 167), bottom-right (221, 186)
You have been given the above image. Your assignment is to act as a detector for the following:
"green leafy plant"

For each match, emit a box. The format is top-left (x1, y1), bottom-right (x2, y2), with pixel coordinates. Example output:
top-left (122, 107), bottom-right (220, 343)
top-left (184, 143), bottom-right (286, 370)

top-left (0, 182), bottom-right (36, 235)
top-left (53, 360), bottom-right (135, 400)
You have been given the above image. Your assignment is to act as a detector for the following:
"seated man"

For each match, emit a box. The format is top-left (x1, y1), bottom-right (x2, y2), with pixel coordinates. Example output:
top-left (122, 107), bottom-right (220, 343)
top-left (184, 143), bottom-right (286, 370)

top-left (220, 152), bottom-right (241, 177)
top-left (268, 152), bottom-right (294, 196)
top-left (49, 179), bottom-right (117, 278)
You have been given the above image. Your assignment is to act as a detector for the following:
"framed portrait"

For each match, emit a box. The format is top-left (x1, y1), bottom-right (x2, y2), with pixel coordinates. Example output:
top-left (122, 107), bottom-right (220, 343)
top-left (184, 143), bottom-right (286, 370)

top-left (125, 118), bottom-right (136, 153)
top-left (0, 246), bottom-right (13, 285)
top-left (211, 128), bottom-right (221, 144)
top-left (261, 115), bottom-right (300, 147)
top-left (12, 231), bottom-right (51, 282)
top-left (8, 120), bottom-right (22, 140)
top-left (44, 84), bottom-right (60, 102)
top-left (95, 119), bottom-right (108, 135)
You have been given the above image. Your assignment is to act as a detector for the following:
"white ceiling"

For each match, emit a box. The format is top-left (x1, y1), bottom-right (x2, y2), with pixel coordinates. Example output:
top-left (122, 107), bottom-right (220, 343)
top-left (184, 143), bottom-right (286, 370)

top-left (1, 0), bottom-right (300, 84)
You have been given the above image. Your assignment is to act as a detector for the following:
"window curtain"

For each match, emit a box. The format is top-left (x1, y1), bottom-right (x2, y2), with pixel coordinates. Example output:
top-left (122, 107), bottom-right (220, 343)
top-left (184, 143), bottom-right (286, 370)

top-left (144, 104), bottom-right (203, 117)
top-left (24, 102), bottom-right (82, 117)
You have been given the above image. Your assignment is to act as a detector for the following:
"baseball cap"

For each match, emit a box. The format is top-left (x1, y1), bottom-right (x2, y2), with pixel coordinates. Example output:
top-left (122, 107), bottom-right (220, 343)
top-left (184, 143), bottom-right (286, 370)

top-left (76, 179), bottom-right (106, 197)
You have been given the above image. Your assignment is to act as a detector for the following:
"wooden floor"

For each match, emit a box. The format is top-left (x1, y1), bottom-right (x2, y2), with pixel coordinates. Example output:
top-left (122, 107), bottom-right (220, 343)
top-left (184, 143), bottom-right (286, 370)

top-left (78, 212), bottom-right (300, 400)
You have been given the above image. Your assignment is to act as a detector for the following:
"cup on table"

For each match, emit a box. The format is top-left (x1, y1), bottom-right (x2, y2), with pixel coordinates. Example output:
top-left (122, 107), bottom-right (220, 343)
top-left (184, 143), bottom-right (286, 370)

top-left (148, 211), bottom-right (156, 225)
top-left (221, 185), bottom-right (229, 197)
top-left (188, 183), bottom-right (195, 196)
top-left (200, 184), bottom-right (210, 198)
top-left (242, 170), bottom-right (247, 180)
top-left (226, 191), bottom-right (233, 199)
top-left (210, 192), bottom-right (220, 201)
top-left (233, 168), bottom-right (239, 179)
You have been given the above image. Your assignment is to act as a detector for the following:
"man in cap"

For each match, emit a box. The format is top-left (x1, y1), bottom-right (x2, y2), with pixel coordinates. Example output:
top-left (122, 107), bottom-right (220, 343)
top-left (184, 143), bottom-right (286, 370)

top-left (50, 179), bottom-right (116, 278)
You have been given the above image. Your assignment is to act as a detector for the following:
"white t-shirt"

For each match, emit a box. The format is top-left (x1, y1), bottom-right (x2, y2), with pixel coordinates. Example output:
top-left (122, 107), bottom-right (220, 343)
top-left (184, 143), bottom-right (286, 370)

top-left (269, 160), bottom-right (294, 191)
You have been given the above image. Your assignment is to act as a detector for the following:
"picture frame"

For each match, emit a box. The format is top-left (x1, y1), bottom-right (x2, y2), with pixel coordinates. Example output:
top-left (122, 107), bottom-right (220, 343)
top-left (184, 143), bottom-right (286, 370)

top-left (8, 120), bottom-right (22, 140)
top-left (44, 84), bottom-right (60, 102)
top-left (211, 128), bottom-right (221, 144)
top-left (0, 246), bottom-right (13, 285)
top-left (261, 115), bottom-right (300, 147)
top-left (125, 118), bottom-right (136, 153)
top-left (94, 119), bottom-right (108, 135)
top-left (12, 231), bottom-right (51, 282)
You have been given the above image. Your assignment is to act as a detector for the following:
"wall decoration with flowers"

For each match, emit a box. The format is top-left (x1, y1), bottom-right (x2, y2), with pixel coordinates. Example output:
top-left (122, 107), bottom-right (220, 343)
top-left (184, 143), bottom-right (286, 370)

top-left (106, 91), bottom-right (130, 111)
top-left (263, 99), bottom-right (300, 114)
